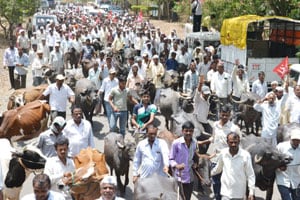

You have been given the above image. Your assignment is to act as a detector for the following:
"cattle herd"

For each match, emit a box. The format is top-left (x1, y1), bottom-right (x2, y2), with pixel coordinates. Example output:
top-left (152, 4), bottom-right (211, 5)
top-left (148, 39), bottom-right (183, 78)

top-left (0, 2), bottom-right (299, 200)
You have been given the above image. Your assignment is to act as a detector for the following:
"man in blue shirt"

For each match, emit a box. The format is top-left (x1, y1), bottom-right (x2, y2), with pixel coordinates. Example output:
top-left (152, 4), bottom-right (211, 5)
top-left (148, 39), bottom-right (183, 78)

top-left (165, 51), bottom-right (178, 71)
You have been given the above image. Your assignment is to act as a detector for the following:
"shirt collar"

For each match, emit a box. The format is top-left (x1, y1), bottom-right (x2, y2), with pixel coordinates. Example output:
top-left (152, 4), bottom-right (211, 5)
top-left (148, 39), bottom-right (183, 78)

top-left (145, 138), bottom-right (158, 146)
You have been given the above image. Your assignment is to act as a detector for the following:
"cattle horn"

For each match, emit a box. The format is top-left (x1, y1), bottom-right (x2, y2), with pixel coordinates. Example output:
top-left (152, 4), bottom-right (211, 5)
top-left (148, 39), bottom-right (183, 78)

top-left (254, 154), bottom-right (263, 163)
top-left (117, 141), bottom-right (125, 149)
top-left (231, 97), bottom-right (248, 104)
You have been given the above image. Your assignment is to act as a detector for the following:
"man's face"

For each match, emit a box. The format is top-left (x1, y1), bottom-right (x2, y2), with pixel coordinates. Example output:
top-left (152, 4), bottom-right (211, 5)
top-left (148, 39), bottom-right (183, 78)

top-left (276, 90), bottom-right (283, 99)
top-left (100, 183), bottom-right (116, 200)
top-left (267, 93), bottom-right (276, 105)
top-left (18, 49), bottom-right (23, 55)
top-left (291, 139), bottom-right (300, 149)
top-left (56, 79), bottom-right (64, 87)
top-left (56, 144), bottom-right (68, 161)
top-left (259, 73), bottom-right (265, 82)
top-left (141, 94), bottom-right (150, 104)
top-left (220, 111), bottom-right (230, 124)
top-left (119, 81), bottom-right (126, 90)
top-left (217, 65), bottom-right (224, 74)
top-left (33, 183), bottom-right (50, 200)
top-left (72, 108), bottom-right (83, 123)
top-left (182, 128), bottom-right (194, 141)
top-left (294, 86), bottom-right (300, 98)
top-left (147, 127), bottom-right (158, 143)
top-left (227, 135), bottom-right (240, 153)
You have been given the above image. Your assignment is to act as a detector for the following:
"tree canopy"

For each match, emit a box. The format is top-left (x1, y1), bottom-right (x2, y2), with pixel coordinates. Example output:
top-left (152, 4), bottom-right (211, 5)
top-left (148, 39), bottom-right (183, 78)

top-left (0, 0), bottom-right (39, 39)
top-left (202, 0), bottom-right (300, 30)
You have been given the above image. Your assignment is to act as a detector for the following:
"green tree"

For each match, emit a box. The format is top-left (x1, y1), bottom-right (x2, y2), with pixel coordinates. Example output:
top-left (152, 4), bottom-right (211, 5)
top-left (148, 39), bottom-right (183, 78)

top-left (202, 0), bottom-right (300, 30)
top-left (267, 0), bottom-right (300, 19)
top-left (0, 0), bottom-right (39, 39)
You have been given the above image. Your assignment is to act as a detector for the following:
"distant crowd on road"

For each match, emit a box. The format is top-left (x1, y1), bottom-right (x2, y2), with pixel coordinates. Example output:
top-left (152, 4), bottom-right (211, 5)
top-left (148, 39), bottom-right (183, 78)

top-left (1, 2), bottom-right (300, 200)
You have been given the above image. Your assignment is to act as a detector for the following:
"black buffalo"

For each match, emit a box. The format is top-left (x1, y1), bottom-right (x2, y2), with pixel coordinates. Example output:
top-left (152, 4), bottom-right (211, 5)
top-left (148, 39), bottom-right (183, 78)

top-left (74, 78), bottom-right (99, 125)
top-left (104, 132), bottom-right (136, 196)
top-left (241, 134), bottom-right (292, 200)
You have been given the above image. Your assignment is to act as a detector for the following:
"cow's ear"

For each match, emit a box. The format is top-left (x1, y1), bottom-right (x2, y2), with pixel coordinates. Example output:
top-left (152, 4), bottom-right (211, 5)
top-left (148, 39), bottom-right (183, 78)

top-left (9, 95), bottom-right (15, 101)
top-left (116, 141), bottom-right (125, 149)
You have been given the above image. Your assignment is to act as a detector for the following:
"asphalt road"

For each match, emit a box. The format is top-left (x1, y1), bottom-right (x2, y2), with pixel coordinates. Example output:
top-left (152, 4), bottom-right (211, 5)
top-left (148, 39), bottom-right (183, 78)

top-left (0, 67), bottom-right (281, 200)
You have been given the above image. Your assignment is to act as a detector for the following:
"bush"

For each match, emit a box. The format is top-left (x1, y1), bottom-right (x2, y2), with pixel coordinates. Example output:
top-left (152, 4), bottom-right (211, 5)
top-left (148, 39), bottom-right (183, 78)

top-left (131, 5), bottom-right (155, 12)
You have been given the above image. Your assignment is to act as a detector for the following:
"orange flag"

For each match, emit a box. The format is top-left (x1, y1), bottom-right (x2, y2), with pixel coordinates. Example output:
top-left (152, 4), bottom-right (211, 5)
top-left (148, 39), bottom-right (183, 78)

top-left (273, 57), bottom-right (289, 79)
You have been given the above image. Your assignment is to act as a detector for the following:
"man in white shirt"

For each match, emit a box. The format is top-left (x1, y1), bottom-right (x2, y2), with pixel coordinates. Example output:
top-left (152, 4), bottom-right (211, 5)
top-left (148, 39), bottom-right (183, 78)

top-left (204, 105), bottom-right (241, 200)
top-left (32, 50), bottom-right (48, 86)
top-left (253, 92), bottom-right (281, 146)
top-left (62, 107), bottom-right (95, 157)
top-left (211, 132), bottom-right (255, 200)
top-left (211, 61), bottom-right (232, 115)
top-left (146, 55), bottom-right (165, 107)
top-left (251, 71), bottom-right (268, 99)
top-left (194, 83), bottom-right (212, 134)
top-left (17, 29), bottom-right (30, 53)
top-left (41, 74), bottom-right (75, 121)
top-left (21, 174), bottom-right (65, 200)
top-left (44, 136), bottom-right (76, 199)
top-left (3, 41), bottom-right (18, 89)
top-left (14, 48), bottom-right (29, 89)
top-left (132, 124), bottom-right (169, 183)
top-left (183, 62), bottom-right (199, 95)
top-left (99, 68), bottom-right (119, 125)
top-left (47, 29), bottom-right (56, 52)
top-left (49, 43), bottom-right (64, 75)
top-left (198, 55), bottom-right (211, 81)
top-left (285, 85), bottom-right (300, 124)
top-left (231, 61), bottom-right (250, 114)
top-left (276, 129), bottom-right (300, 200)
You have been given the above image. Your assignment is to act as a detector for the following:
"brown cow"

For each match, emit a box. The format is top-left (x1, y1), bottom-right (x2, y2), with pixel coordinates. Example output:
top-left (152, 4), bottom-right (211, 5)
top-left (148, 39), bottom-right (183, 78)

top-left (66, 147), bottom-right (109, 200)
top-left (157, 130), bottom-right (178, 150)
top-left (0, 100), bottom-right (50, 141)
top-left (7, 84), bottom-right (48, 110)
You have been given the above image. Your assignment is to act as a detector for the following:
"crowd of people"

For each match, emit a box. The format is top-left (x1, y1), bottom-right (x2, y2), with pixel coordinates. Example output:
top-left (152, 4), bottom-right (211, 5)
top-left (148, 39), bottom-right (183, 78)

top-left (1, 2), bottom-right (300, 200)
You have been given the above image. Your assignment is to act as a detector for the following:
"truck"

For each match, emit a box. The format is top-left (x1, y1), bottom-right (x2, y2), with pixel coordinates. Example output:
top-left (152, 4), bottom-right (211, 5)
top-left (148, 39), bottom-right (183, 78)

top-left (220, 15), bottom-right (300, 86)
top-left (185, 31), bottom-right (221, 56)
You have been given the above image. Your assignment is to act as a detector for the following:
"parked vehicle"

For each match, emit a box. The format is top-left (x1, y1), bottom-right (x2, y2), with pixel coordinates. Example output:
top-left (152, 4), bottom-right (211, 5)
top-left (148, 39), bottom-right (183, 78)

top-left (220, 15), bottom-right (300, 86)
top-left (185, 31), bottom-right (220, 55)
top-left (39, 0), bottom-right (49, 10)
top-left (99, 4), bottom-right (124, 15)
top-left (32, 13), bottom-right (58, 30)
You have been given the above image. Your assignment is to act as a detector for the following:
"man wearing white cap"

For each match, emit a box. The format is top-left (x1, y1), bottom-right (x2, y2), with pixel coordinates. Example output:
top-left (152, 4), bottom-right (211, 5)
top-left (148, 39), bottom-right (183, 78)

top-left (41, 74), bottom-right (75, 122)
top-left (276, 129), bottom-right (300, 200)
top-left (96, 176), bottom-right (125, 200)
top-left (32, 50), bottom-right (48, 86)
top-left (193, 80), bottom-right (212, 134)
top-left (17, 29), bottom-right (30, 53)
top-left (146, 54), bottom-right (165, 107)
